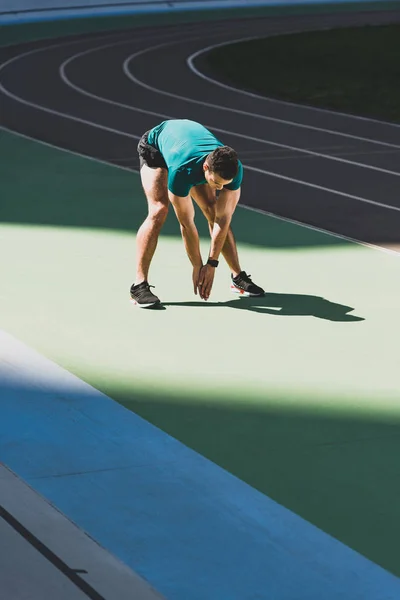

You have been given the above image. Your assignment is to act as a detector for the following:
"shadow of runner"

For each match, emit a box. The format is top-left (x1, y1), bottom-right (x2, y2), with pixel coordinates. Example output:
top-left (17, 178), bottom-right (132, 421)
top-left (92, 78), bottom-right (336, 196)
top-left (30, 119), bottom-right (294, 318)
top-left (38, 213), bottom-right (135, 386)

top-left (163, 293), bottom-right (364, 322)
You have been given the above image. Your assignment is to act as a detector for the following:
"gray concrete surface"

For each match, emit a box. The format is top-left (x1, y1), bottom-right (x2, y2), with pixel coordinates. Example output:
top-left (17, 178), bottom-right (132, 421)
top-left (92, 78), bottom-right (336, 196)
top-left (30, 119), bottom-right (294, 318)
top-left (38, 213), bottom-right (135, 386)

top-left (0, 465), bottom-right (165, 600)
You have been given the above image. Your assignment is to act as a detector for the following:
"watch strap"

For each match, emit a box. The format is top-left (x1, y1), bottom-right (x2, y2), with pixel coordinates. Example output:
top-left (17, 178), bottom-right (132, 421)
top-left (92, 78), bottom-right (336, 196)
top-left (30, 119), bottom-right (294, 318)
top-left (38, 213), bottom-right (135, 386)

top-left (207, 258), bottom-right (219, 267)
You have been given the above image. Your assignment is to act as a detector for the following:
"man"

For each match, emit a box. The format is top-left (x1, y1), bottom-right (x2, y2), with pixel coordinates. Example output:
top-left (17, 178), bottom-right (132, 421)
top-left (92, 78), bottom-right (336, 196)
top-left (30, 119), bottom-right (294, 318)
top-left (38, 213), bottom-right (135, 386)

top-left (130, 119), bottom-right (264, 308)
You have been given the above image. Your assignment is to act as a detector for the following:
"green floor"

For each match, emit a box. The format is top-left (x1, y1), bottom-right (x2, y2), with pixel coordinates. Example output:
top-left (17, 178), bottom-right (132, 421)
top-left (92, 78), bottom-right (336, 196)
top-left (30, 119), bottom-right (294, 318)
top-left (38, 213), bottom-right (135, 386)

top-left (2, 130), bottom-right (400, 575)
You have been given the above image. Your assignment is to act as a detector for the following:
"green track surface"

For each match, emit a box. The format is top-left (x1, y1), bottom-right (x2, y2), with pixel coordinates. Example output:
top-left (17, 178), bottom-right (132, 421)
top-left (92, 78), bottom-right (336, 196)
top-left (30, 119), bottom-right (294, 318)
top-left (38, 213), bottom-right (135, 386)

top-left (202, 22), bottom-right (400, 123)
top-left (2, 130), bottom-right (400, 575)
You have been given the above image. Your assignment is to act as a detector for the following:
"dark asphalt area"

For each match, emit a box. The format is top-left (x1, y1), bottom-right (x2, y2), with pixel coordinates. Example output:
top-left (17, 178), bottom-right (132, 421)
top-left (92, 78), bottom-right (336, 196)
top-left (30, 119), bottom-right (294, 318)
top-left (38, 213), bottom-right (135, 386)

top-left (1, 9), bottom-right (400, 248)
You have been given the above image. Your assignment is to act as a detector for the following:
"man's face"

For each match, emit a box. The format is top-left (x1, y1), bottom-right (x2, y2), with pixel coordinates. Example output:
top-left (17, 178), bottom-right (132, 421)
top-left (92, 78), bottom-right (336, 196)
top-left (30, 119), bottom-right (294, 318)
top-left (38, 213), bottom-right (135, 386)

top-left (203, 162), bottom-right (233, 191)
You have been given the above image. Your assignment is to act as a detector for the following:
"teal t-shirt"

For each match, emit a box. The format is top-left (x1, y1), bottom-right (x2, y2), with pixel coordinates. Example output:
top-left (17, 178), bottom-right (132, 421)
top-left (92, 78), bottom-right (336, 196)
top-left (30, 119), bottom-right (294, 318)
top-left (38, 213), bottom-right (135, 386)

top-left (147, 119), bottom-right (243, 197)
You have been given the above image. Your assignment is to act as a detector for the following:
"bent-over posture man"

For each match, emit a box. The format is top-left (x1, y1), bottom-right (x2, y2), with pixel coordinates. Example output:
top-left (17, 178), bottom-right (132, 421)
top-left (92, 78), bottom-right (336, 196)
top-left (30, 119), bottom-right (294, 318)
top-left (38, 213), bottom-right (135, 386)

top-left (130, 119), bottom-right (264, 307)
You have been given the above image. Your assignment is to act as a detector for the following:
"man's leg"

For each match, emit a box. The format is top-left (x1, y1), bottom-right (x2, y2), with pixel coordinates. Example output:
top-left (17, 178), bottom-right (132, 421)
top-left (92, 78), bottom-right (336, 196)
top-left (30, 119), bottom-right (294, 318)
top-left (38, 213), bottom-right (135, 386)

top-left (135, 164), bottom-right (169, 284)
top-left (191, 184), bottom-right (241, 277)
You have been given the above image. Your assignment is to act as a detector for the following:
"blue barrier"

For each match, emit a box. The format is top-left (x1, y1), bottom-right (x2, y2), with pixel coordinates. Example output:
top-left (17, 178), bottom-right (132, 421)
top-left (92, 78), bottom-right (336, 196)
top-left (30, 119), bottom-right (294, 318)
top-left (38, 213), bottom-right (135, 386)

top-left (0, 0), bottom-right (387, 25)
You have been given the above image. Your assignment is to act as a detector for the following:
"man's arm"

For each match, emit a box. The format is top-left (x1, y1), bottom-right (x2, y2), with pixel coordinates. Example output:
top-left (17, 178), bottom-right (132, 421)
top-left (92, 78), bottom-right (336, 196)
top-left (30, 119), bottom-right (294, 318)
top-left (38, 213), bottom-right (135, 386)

top-left (208, 187), bottom-right (241, 261)
top-left (169, 192), bottom-right (203, 294)
top-left (169, 192), bottom-right (202, 266)
top-left (199, 187), bottom-right (241, 301)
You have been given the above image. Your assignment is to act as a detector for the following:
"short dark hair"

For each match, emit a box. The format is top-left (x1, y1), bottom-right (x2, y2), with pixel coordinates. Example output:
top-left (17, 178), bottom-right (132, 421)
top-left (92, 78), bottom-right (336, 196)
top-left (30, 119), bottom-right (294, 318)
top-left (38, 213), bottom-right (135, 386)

top-left (207, 146), bottom-right (238, 180)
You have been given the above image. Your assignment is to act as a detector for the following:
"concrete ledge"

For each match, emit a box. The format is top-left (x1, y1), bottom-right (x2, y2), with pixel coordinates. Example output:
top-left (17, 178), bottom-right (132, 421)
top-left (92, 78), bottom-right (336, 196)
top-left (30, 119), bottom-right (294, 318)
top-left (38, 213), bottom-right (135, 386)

top-left (0, 465), bottom-right (165, 600)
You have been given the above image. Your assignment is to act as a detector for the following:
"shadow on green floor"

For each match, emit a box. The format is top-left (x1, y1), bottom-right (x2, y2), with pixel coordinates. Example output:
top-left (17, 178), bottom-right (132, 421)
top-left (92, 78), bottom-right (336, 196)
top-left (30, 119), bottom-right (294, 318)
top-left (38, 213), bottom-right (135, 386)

top-left (3, 373), bottom-right (400, 577)
top-left (102, 383), bottom-right (400, 578)
top-left (163, 293), bottom-right (365, 321)
top-left (0, 129), bottom-right (350, 249)
top-left (2, 372), bottom-right (399, 576)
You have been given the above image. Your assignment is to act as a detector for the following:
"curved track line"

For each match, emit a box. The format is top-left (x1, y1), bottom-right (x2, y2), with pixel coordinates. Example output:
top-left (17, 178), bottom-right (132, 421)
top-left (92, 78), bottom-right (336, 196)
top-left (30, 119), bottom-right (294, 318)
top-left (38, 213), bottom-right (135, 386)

top-left (243, 163), bottom-right (400, 213)
top-left (4, 25), bottom-right (400, 160)
top-left (0, 33), bottom-right (145, 139)
top-left (3, 123), bottom-right (399, 259)
top-left (59, 40), bottom-right (186, 121)
top-left (0, 78), bottom-right (140, 140)
top-left (54, 40), bottom-right (400, 213)
top-left (53, 37), bottom-right (400, 213)
top-left (2, 25), bottom-right (400, 218)
top-left (111, 35), bottom-right (400, 149)
top-left (60, 41), bottom-right (400, 213)
top-left (122, 37), bottom-right (400, 151)
top-left (122, 44), bottom-right (400, 176)
top-left (187, 33), bottom-right (400, 130)
top-left (0, 25), bottom-right (247, 142)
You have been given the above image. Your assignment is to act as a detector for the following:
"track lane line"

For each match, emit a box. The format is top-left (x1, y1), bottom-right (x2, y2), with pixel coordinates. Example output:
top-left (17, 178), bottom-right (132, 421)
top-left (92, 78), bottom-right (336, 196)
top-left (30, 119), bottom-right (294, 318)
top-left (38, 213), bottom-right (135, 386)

top-left (0, 33), bottom-right (146, 139)
top-left (125, 47), bottom-right (400, 177)
top-left (4, 25), bottom-right (400, 152)
top-left (2, 38), bottom-right (400, 217)
top-left (60, 37), bottom-right (400, 179)
top-left (121, 36), bottom-right (400, 147)
top-left (0, 78), bottom-right (140, 139)
top-left (0, 25), bottom-right (235, 141)
top-left (2, 123), bottom-right (399, 258)
top-left (187, 31), bottom-right (400, 130)
top-left (57, 42), bottom-right (400, 214)
top-left (3, 26), bottom-right (400, 222)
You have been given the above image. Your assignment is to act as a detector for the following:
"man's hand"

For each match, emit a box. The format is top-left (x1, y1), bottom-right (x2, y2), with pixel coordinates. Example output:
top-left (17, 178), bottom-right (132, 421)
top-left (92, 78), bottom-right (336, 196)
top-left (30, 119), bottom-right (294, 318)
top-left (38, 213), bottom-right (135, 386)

top-left (198, 264), bottom-right (215, 301)
top-left (192, 264), bottom-right (203, 295)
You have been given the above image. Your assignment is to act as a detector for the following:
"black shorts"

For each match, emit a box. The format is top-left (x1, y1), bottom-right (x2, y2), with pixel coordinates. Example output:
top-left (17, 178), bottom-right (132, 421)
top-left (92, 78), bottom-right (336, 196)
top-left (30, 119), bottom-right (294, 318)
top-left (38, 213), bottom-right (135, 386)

top-left (137, 131), bottom-right (167, 170)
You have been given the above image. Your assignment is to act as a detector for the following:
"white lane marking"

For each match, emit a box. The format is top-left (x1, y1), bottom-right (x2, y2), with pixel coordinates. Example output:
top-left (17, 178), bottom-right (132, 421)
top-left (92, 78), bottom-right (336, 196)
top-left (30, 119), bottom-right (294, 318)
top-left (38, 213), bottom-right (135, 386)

top-left (120, 35), bottom-right (400, 149)
top-left (2, 33), bottom-right (400, 217)
top-left (60, 44), bottom-right (179, 121)
top-left (58, 42), bottom-right (400, 214)
top-left (239, 203), bottom-right (400, 258)
top-left (122, 45), bottom-right (400, 177)
top-left (3, 15), bottom-right (400, 143)
top-left (60, 43), bottom-right (400, 214)
top-left (0, 27), bottom-right (249, 143)
top-left (0, 77), bottom-right (140, 139)
top-left (2, 124), bottom-right (399, 259)
top-left (0, 31), bottom-right (145, 138)
top-left (60, 36), bottom-right (400, 179)
top-left (244, 164), bottom-right (400, 213)
top-left (187, 33), bottom-right (400, 130)
top-left (238, 147), bottom-right (400, 163)
top-left (0, 123), bottom-right (135, 171)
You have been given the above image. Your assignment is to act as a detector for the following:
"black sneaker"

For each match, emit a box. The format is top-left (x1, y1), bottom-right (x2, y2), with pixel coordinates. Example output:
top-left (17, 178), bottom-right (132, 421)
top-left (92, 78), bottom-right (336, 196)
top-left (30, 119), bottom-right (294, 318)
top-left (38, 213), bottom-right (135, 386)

top-left (231, 271), bottom-right (265, 297)
top-left (130, 281), bottom-right (160, 308)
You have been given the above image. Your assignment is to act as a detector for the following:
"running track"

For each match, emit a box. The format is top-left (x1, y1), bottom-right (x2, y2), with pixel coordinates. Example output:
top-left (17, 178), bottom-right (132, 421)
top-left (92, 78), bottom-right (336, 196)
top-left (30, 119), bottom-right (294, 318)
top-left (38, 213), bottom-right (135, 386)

top-left (2, 8), bottom-right (400, 251)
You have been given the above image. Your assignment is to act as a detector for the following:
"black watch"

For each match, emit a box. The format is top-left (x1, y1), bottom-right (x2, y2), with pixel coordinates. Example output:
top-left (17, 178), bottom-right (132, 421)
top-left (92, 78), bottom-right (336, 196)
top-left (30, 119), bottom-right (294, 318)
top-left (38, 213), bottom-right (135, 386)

top-left (207, 258), bottom-right (219, 267)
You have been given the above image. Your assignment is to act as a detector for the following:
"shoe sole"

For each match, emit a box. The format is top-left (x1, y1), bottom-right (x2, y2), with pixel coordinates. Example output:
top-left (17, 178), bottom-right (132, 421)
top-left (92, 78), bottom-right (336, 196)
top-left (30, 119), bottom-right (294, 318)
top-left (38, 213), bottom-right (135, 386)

top-left (130, 298), bottom-right (161, 308)
top-left (230, 284), bottom-right (264, 297)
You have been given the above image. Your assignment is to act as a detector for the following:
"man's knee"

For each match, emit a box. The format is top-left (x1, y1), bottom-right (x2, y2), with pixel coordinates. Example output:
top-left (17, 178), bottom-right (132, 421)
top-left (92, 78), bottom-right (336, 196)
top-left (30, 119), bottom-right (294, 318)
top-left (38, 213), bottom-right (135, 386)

top-left (149, 202), bottom-right (169, 227)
